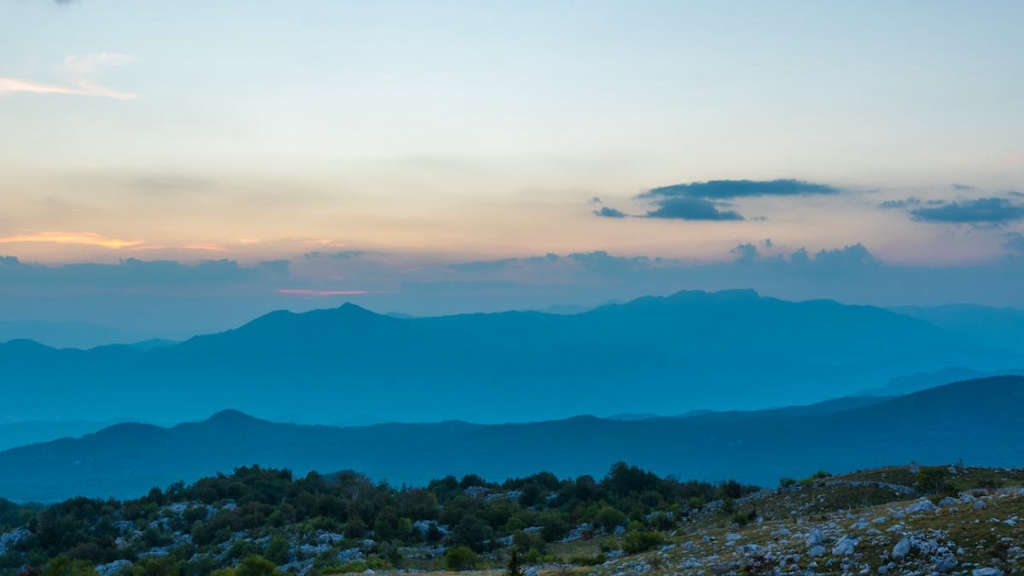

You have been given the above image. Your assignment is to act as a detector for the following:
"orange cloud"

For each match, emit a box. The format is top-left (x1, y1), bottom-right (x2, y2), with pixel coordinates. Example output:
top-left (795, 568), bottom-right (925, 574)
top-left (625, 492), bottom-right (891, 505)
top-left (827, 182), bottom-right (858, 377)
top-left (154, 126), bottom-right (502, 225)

top-left (184, 243), bottom-right (227, 252)
top-left (0, 232), bottom-right (142, 249)
top-left (0, 53), bottom-right (138, 100)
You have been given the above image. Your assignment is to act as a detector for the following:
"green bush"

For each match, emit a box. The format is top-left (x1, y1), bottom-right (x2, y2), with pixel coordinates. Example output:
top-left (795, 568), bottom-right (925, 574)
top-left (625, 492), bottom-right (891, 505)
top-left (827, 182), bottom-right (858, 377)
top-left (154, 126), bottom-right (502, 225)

top-left (595, 505), bottom-right (626, 532)
top-left (44, 556), bottom-right (98, 576)
top-left (262, 535), bottom-right (290, 565)
top-left (621, 531), bottom-right (664, 554)
top-left (132, 557), bottom-right (182, 576)
top-left (915, 468), bottom-right (954, 495)
top-left (444, 546), bottom-right (478, 571)
top-left (234, 555), bottom-right (280, 576)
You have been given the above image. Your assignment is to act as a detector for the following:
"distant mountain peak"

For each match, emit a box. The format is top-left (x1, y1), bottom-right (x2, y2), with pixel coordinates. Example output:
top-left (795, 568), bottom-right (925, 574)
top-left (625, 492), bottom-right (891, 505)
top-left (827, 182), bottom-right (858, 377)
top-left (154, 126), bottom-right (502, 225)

top-left (205, 409), bottom-right (263, 425)
top-left (668, 288), bottom-right (760, 300)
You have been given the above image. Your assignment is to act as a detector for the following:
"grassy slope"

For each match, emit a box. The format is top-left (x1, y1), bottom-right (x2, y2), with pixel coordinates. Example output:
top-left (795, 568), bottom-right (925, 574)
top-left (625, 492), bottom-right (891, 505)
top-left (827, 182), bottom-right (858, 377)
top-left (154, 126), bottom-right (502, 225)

top-left (340, 466), bottom-right (1024, 576)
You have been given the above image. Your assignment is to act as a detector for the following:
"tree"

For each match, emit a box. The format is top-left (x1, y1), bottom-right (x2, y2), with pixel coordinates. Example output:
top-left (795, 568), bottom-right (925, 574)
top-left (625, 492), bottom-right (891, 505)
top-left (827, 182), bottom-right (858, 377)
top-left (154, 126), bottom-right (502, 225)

top-left (506, 549), bottom-right (522, 576)
top-left (444, 546), bottom-right (478, 571)
top-left (721, 480), bottom-right (743, 500)
top-left (344, 514), bottom-right (366, 539)
top-left (459, 475), bottom-right (487, 489)
top-left (518, 483), bottom-right (544, 508)
top-left (452, 515), bottom-right (492, 551)
top-left (915, 468), bottom-right (953, 495)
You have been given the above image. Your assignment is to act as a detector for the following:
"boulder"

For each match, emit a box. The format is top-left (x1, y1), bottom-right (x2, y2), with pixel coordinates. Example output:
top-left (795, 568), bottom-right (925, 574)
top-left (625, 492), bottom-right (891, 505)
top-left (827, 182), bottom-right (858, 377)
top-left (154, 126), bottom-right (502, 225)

top-left (832, 536), bottom-right (856, 556)
top-left (892, 537), bottom-right (912, 560)
top-left (905, 499), bottom-right (938, 514)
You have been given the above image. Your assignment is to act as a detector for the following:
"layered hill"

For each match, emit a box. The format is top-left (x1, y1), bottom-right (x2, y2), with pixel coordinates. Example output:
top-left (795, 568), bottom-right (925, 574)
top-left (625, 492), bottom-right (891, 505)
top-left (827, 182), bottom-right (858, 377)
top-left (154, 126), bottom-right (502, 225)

top-left (1, 290), bottom-right (1018, 425)
top-left (1, 375), bottom-right (1021, 502)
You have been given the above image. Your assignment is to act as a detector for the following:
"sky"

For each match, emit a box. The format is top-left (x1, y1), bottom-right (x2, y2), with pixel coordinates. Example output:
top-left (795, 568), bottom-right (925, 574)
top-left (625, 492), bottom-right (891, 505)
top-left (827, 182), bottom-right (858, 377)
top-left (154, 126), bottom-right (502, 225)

top-left (2, 1), bottom-right (1024, 343)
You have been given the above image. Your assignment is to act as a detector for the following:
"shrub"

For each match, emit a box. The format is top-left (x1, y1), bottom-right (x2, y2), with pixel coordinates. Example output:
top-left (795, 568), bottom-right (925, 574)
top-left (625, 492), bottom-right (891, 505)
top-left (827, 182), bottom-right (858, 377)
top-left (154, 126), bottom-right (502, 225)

top-left (595, 506), bottom-right (626, 533)
top-left (444, 546), bottom-right (478, 571)
top-left (262, 536), bottom-right (290, 565)
top-left (43, 557), bottom-right (97, 576)
top-left (721, 480), bottom-right (743, 500)
top-left (621, 531), bottom-right (664, 554)
top-left (133, 557), bottom-right (182, 576)
top-left (915, 468), bottom-right (954, 495)
top-left (732, 508), bottom-right (757, 527)
top-left (234, 555), bottom-right (280, 576)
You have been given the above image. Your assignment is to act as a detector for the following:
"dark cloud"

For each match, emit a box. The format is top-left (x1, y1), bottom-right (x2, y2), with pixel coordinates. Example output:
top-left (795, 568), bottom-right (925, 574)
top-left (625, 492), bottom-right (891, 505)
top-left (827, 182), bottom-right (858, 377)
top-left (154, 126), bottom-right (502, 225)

top-left (593, 206), bottom-right (628, 218)
top-left (641, 179), bottom-right (840, 200)
top-left (879, 197), bottom-right (922, 210)
top-left (731, 243), bottom-right (759, 261)
top-left (595, 179), bottom-right (839, 222)
top-left (803, 243), bottom-right (877, 269)
top-left (952, 183), bottom-right (975, 191)
top-left (568, 251), bottom-right (651, 268)
top-left (910, 197), bottom-right (1024, 224)
top-left (645, 197), bottom-right (743, 221)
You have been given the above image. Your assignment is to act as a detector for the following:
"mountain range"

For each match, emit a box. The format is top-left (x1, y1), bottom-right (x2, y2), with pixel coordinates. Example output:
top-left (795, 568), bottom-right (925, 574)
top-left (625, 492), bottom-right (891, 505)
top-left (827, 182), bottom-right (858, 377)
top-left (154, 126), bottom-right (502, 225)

top-left (1, 375), bottom-right (1021, 503)
top-left (2, 289), bottom-right (1021, 426)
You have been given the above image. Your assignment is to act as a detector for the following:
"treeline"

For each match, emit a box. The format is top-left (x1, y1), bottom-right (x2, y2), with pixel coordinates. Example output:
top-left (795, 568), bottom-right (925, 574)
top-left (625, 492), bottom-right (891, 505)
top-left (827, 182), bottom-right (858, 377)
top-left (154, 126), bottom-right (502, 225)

top-left (0, 463), bottom-right (757, 576)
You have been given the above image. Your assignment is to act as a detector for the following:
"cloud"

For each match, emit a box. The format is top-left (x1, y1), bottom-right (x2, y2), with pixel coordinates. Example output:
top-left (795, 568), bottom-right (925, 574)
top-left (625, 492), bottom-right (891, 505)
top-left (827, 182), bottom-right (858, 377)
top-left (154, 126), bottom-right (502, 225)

top-left (593, 206), bottom-right (628, 218)
top-left (0, 257), bottom-right (289, 289)
top-left (801, 243), bottom-right (877, 269)
top-left (952, 183), bottom-right (975, 191)
top-left (641, 179), bottom-right (840, 200)
top-left (451, 258), bottom-right (520, 272)
top-left (0, 53), bottom-right (137, 100)
top-left (0, 232), bottom-right (142, 249)
top-left (303, 250), bottom-right (368, 260)
top-left (731, 243), bottom-right (759, 261)
top-left (909, 197), bottom-right (1024, 224)
top-left (596, 179), bottom-right (839, 222)
top-left (645, 197), bottom-right (743, 221)
top-left (183, 244), bottom-right (227, 252)
top-left (1005, 233), bottom-right (1024, 254)
top-left (8, 242), bottom-right (1024, 346)
top-left (879, 197), bottom-right (922, 210)
top-left (277, 289), bottom-right (380, 297)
